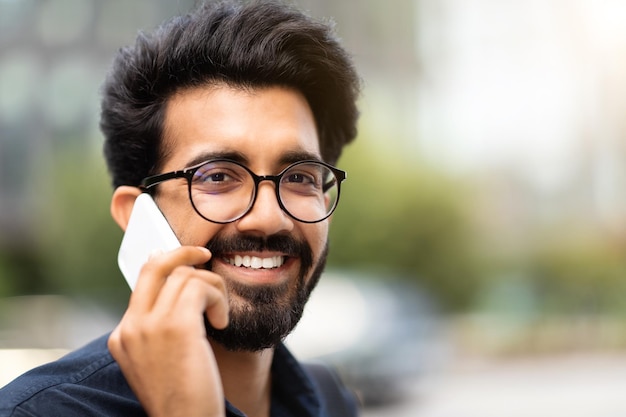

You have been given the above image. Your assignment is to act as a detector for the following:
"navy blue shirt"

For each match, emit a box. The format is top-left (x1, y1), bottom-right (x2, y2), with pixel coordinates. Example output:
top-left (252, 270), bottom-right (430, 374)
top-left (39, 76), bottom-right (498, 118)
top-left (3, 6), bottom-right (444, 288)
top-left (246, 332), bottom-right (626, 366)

top-left (0, 334), bottom-right (356, 417)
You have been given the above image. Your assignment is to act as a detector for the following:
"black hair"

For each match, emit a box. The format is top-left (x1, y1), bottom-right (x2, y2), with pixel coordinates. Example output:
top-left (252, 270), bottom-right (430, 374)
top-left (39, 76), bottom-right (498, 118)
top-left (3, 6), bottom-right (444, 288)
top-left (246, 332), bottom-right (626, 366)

top-left (100, 0), bottom-right (360, 188)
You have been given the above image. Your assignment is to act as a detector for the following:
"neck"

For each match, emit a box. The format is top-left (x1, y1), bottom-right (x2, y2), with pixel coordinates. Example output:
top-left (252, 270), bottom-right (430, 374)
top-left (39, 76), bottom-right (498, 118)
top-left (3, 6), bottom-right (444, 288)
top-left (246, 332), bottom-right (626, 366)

top-left (211, 340), bottom-right (275, 417)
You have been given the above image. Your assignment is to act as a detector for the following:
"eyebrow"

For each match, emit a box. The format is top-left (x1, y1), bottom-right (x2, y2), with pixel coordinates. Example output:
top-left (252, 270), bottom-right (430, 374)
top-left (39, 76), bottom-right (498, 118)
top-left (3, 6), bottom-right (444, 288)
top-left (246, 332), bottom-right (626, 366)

top-left (183, 150), bottom-right (249, 168)
top-left (183, 149), bottom-right (323, 171)
top-left (278, 150), bottom-right (323, 165)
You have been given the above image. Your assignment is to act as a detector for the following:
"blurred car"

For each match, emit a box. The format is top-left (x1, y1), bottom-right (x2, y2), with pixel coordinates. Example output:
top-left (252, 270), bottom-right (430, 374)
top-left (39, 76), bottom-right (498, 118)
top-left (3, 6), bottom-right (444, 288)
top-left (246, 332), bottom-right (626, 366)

top-left (286, 270), bottom-right (446, 406)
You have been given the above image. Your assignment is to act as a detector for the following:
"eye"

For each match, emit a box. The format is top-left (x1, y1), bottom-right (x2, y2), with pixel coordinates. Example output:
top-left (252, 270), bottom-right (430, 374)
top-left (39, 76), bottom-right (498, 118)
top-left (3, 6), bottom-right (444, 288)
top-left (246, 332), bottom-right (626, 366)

top-left (281, 164), bottom-right (327, 194)
top-left (196, 171), bottom-right (233, 183)
top-left (191, 162), bottom-right (247, 193)
top-left (284, 172), bottom-right (316, 184)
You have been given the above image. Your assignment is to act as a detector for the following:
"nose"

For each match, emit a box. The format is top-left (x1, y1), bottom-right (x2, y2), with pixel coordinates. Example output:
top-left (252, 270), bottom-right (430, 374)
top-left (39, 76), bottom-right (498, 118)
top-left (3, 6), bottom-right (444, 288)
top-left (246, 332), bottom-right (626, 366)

top-left (235, 180), bottom-right (294, 236)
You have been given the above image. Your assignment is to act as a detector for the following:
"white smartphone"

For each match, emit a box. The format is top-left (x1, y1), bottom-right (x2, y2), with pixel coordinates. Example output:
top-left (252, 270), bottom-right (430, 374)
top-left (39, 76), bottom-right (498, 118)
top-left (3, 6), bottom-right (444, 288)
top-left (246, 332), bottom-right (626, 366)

top-left (117, 193), bottom-right (181, 290)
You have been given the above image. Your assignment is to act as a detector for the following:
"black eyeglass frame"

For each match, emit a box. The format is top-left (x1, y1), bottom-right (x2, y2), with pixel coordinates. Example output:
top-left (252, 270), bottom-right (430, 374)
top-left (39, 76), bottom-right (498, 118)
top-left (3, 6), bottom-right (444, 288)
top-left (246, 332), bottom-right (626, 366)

top-left (140, 159), bottom-right (347, 224)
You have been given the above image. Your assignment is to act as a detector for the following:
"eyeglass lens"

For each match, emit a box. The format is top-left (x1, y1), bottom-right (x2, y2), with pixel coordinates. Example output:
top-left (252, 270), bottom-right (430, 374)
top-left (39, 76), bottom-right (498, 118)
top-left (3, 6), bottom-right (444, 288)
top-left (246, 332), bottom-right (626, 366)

top-left (189, 161), bottom-right (340, 223)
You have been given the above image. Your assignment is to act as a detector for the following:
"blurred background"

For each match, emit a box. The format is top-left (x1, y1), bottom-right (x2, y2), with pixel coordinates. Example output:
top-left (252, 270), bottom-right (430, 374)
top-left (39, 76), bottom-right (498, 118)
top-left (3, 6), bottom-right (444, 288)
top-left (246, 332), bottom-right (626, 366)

top-left (3, 0), bottom-right (626, 415)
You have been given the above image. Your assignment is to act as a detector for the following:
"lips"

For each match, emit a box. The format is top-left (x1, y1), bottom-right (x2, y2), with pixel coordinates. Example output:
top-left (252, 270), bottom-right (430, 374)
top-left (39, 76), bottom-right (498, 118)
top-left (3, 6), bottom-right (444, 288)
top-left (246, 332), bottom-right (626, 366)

top-left (206, 234), bottom-right (312, 276)
top-left (224, 254), bottom-right (286, 269)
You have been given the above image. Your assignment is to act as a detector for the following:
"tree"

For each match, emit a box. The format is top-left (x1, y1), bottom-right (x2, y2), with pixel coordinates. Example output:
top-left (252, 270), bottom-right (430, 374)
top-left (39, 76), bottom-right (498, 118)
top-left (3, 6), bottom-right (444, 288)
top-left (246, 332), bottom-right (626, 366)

top-left (328, 137), bottom-right (485, 310)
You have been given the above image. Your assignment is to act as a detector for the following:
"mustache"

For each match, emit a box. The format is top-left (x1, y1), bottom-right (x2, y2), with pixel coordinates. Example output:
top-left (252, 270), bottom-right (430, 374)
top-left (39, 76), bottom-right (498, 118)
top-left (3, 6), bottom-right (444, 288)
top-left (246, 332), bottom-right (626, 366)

top-left (205, 234), bottom-right (314, 269)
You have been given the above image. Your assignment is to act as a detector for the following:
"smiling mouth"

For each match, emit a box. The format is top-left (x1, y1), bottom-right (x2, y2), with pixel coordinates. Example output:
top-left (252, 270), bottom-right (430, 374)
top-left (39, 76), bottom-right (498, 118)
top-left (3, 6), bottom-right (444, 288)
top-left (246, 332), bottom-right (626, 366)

top-left (224, 255), bottom-right (287, 270)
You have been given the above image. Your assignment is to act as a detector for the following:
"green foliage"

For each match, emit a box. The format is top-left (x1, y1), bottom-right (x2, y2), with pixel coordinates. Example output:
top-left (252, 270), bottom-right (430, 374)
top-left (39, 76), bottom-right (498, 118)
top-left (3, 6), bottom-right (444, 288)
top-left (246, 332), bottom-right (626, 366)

top-left (31, 147), bottom-right (128, 306)
top-left (0, 248), bottom-right (46, 296)
top-left (529, 233), bottom-right (626, 315)
top-left (6, 133), bottom-right (624, 317)
top-left (328, 137), bottom-right (485, 310)
top-left (9, 135), bottom-right (485, 311)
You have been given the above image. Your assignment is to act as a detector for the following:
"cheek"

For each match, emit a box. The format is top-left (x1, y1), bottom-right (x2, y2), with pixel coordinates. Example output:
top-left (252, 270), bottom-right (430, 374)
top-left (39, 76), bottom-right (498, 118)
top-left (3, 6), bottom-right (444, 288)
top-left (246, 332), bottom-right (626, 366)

top-left (155, 192), bottom-right (222, 246)
top-left (173, 219), bottom-right (223, 247)
top-left (305, 222), bottom-right (329, 258)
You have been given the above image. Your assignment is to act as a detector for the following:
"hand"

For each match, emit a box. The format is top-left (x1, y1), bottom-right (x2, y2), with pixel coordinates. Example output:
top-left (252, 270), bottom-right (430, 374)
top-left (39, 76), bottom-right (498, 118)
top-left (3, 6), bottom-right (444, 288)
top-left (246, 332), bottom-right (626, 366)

top-left (108, 246), bottom-right (229, 417)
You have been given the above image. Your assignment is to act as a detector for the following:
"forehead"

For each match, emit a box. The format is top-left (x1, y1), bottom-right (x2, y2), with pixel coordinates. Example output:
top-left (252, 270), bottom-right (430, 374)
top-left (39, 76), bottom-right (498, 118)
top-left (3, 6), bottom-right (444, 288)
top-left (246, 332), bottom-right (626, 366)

top-left (160, 84), bottom-right (321, 171)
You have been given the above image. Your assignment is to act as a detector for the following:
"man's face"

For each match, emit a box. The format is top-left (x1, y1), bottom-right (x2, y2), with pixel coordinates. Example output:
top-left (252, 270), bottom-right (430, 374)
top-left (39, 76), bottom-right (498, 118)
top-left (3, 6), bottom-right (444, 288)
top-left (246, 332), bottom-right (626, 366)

top-left (153, 84), bottom-right (329, 351)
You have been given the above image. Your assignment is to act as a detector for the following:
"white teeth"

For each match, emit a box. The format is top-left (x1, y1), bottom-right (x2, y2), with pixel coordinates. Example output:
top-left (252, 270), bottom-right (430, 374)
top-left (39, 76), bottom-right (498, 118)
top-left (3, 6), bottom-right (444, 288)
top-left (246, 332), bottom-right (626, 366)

top-left (226, 255), bottom-right (285, 269)
top-left (251, 257), bottom-right (263, 269)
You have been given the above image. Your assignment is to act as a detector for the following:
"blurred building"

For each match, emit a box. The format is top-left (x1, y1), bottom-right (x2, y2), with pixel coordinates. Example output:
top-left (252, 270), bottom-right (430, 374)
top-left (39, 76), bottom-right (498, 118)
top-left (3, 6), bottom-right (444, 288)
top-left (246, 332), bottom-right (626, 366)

top-left (0, 0), bottom-right (200, 246)
top-left (0, 0), bottom-right (419, 246)
top-left (413, 0), bottom-right (626, 238)
top-left (3, 0), bottom-right (626, 299)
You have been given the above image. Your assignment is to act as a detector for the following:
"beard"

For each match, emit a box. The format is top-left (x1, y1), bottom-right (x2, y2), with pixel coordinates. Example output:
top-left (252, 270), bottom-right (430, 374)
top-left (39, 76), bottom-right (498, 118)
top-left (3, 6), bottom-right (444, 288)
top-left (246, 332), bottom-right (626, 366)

top-left (203, 233), bottom-right (328, 352)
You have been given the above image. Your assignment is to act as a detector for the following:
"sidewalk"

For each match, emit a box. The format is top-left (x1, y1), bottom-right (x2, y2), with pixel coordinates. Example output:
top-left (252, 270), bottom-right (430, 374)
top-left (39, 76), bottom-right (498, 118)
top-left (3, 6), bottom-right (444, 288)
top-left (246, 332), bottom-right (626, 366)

top-left (362, 353), bottom-right (626, 417)
top-left (0, 349), bottom-right (68, 387)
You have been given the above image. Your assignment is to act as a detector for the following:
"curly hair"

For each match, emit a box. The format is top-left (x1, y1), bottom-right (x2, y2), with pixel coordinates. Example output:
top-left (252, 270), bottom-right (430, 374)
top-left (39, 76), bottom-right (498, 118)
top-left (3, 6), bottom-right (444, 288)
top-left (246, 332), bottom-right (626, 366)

top-left (100, 0), bottom-right (361, 188)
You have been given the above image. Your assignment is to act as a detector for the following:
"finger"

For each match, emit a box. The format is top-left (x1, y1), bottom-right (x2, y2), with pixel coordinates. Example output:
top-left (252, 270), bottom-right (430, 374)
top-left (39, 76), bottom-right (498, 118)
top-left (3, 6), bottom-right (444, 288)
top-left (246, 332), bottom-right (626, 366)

top-left (205, 289), bottom-right (230, 330)
top-left (152, 268), bottom-right (229, 329)
top-left (107, 325), bottom-right (122, 357)
top-left (108, 323), bottom-right (136, 370)
top-left (130, 246), bottom-right (212, 313)
top-left (175, 277), bottom-right (230, 330)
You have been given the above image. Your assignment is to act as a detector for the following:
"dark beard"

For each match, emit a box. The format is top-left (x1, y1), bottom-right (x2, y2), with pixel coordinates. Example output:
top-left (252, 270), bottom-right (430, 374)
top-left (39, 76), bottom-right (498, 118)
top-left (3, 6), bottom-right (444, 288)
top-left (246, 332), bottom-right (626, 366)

top-left (203, 233), bottom-right (328, 352)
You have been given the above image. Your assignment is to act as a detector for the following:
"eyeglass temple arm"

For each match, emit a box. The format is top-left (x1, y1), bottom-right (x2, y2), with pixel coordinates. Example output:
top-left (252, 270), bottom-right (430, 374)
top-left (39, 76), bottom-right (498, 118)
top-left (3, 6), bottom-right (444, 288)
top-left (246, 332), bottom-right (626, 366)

top-left (322, 169), bottom-right (346, 192)
top-left (323, 178), bottom-right (338, 193)
top-left (140, 171), bottom-right (186, 190)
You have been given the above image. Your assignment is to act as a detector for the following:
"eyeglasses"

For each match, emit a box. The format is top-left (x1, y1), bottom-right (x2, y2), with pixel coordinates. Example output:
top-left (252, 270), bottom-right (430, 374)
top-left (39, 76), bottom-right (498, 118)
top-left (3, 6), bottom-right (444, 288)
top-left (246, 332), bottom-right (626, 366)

top-left (140, 159), bottom-right (347, 224)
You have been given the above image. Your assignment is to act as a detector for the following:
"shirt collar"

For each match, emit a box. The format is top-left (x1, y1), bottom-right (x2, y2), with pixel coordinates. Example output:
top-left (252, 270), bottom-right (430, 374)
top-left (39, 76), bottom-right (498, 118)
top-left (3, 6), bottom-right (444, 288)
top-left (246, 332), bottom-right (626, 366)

top-left (224, 343), bottom-right (322, 417)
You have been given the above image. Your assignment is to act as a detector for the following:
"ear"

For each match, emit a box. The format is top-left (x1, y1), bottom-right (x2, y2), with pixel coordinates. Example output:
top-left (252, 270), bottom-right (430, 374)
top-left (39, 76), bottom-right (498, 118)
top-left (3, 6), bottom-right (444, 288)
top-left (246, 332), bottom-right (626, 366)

top-left (111, 186), bottom-right (143, 231)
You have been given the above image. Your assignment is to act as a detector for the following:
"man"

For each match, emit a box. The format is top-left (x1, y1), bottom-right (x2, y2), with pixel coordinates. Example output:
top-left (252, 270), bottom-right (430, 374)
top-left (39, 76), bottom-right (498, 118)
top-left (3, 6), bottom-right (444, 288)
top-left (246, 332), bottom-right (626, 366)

top-left (0, 1), bottom-right (360, 416)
